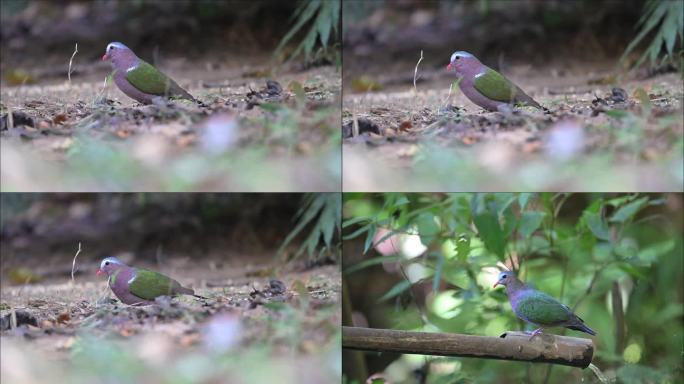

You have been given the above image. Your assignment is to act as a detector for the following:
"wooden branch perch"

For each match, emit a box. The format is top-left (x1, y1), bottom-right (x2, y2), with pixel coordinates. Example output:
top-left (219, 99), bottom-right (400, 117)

top-left (342, 327), bottom-right (594, 368)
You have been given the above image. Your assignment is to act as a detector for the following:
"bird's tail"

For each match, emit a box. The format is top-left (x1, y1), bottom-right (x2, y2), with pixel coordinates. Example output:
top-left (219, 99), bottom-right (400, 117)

top-left (177, 285), bottom-right (208, 300)
top-left (567, 323), bottom-right (596, 336)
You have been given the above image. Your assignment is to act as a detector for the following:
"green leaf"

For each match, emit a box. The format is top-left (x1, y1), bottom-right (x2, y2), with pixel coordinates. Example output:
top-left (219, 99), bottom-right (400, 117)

top-left (617, 262), bottom-right (649, 279)
top-left (519, 211), bottom-right (546, 238)
top-left (610, 196), bottom-right (649, 223)
top-left (518, 193), bottom-right (534, 211)
top-left (604, 109), bottom-right (631, 119)
top-left (274, 0), bottom-right (320, 58)
top-left (432, 253), bottom-right (444, 293)
top-left (585, 212), bottom-right (611, 241)
top-left (378, 280), bottom-right (412, 302)
top-left (344, 255), bottom-right (402, 275)
top-left (662, 6), bottom-right (679, 55)
top-left (258, 103), bottom-right (282, 113)
top-left (342, 216), bottom-right (369, 228)
top-left (633, 88), bottom-right (652, 115)
top-left (621, 1), bottom-right (668, 65)
top-left (416, 212), bottom-right (440, 245)
top-left (395, 195), bottom-right (410, 206)
top-left (456, 235), bottom-right (471, 262)
top-left (343, 224), bottom-right (371, 240)
top-left (606, 195), bottom-right (636, 207)
top-left (473, 210), bottom-right (506, 260)
top-left (638, 239), bottom-right (676, 262)
top-left (363, 224), bottom-right (377, 254)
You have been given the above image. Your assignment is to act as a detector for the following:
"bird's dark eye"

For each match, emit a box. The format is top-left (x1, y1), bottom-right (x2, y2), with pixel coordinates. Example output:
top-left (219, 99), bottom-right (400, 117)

top-left (455, 56), bottom-right (460, 60)
top-left (502, 274), bottom-right (507, 278)
top-left (105, 261), bottom-right (110, 265)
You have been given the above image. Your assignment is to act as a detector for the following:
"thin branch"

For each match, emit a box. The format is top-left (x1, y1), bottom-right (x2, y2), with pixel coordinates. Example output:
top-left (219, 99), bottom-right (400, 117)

top-left (343, 327), bottom-right (594, 368)
top-left (398, 264), bottom-right (432, 327)
top-left (611, 282), bottom-right (625, 356)
top-left (71, 242), bottom-right (82, 284)
top-left (441, 81), bottom-right (455, 109)
top-left (572, 264), bottom-right (608, 312)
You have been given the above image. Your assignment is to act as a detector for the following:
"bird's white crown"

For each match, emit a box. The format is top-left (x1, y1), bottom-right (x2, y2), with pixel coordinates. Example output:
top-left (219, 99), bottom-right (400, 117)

top-left (450, 51), bottom-right (474, 62)
top-left (106, 42), bottom-right (129, 52)
top-left (101, 256), bottom-right (125, 269)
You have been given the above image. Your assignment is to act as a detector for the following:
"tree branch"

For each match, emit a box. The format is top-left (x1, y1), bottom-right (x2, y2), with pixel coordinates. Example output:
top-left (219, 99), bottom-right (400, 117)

top-left (342, 327), bottom-right (594, 368)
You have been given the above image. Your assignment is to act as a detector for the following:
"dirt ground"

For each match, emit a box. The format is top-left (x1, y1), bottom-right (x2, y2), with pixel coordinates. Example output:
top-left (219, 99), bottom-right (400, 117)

top-left (1, 53), bottom-right (341, 192)
top-left (340, 1), bottom-right (683, 192)
top-left (0, 259), bottom-right (340, 383)
top-left (342, 57), bottom-right (683, 191)
top-left (0, 194), bottom-right (341, 383)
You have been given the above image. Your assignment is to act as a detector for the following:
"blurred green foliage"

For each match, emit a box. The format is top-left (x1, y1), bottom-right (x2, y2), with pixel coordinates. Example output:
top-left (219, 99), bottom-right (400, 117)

top-left (276, 0), bottom-right (340, 62)
top-left (281, 193), bottom-right (341, 262)
top-left (622, 0), bottom-right (684, 69)
top-left (0, 193), bottom-right (40, 225)
top-left (342, 193), bottom-right (682, 383)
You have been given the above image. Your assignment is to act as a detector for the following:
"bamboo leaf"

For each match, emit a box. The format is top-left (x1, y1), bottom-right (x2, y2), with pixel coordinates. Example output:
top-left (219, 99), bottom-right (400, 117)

top-left (378, 280), bottom-right (412, 303)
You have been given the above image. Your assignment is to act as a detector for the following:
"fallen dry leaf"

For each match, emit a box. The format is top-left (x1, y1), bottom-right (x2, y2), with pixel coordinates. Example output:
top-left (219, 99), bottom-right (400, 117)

top-left (398, 121), bottom-right (412, 131)
top-left (180, 332), bottom-right (201, 347)
top-left (462, 136), bottom-right (477, 145)
top-left (53, 114), bottom-right (68, 125)
top-left (297, 141), bottom-right (313, 154)
top-left (57, 312), bottom-right (70, 324)
top-left (57, 337), bottom-right (76, 351)
top-left (52, 138), bottom-right (74, 151)
top-left (522, 141), bottom-right (542, 154)
top-left (116, 129), bottom-right (133, 139)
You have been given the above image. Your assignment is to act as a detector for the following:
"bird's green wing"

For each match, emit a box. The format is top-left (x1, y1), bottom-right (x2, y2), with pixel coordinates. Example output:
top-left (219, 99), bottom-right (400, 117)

top-left (473, 68), bottom-right (519, 103)
top-left (126, 60), bottom-right (179, 96)
top-left (516, 291), bottom-right (573, 325)
top-left (128, 268), bottom-right (179, 300)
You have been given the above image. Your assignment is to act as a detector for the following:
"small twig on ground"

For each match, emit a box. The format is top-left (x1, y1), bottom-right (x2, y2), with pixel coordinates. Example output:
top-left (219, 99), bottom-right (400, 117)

top-left (441, 82), bottom-right (455, 109)
top-left (413, 50), bottom-right (424, 93)
top-left (68, 43), bottom-right (78, 84)
top-left (408, 50), bottom-right (424, 125)
top-left (352, 112), bottom-right (359, 137)
top-left (7, 105), bottom-right (13, 130)
top-left (156, 244), bottom-right (164, 268)
top-left (71, 242), bottom-right (82, 284)
top-left (94, 75), bottom-right (109, 106)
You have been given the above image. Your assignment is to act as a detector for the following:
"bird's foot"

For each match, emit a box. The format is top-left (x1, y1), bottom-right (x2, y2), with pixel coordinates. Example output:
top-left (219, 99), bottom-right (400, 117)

top-left (496, 103), bottom-right (513, 114)
top-left (528, 328), bottom-right (544, 341)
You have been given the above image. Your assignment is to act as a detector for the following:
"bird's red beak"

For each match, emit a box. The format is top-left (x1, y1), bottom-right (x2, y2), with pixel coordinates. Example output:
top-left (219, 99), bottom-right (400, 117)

top-left (102, 54), bottom-right (108, 61)
top-left (447, 63), bottom-right (453, 70)
top-left (493, 282), bottom-right (500, 288)
top-left (96, 269), bottom-right (104, 276)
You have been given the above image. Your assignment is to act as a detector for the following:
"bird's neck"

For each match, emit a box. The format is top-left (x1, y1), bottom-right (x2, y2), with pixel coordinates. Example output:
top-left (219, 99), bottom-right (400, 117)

top-left (505, 278), bottom-right (528, 299)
